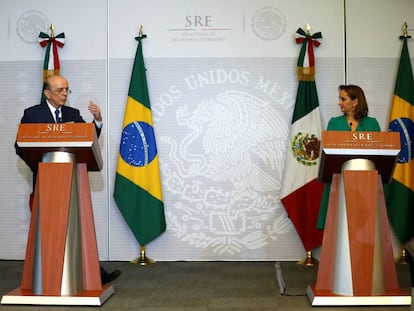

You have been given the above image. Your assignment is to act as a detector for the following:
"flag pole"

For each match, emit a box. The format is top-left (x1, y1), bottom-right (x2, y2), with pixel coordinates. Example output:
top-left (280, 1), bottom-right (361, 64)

top-left (395, 22), bottom-right (411, 265)
top-left (294, 23), bottom-right (319, 267)
top-left (126, 25), bottom-right (158, 267)
top-left (296, 24), bottom-right (317, 267)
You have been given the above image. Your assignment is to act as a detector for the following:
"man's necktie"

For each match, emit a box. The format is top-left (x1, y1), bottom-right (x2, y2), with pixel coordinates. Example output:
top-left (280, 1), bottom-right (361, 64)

top-left (55, 109), bottom-right (60, 123)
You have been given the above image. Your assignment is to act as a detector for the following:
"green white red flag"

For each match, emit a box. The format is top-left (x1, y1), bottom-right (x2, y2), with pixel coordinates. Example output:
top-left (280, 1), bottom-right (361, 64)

top-left (39, 30), bottom-right (65, 81)
top-left (280, 28), bottom-right (325, 252)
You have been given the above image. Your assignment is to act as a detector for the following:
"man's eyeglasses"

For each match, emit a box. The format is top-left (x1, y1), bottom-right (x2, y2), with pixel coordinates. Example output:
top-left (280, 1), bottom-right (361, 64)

top-left (48, 87), bottom-right (72, 95)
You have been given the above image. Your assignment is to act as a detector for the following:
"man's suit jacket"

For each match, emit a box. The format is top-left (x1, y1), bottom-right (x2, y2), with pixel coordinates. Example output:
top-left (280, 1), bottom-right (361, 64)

top-left (16, 101), bottom-right (101, 182)
top-left (20, 100), bottom-right (101, 136)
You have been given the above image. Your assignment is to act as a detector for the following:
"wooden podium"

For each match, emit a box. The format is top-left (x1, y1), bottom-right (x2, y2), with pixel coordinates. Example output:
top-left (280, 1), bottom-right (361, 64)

top-left (1, 123), bottom-right (114, 306)
top-left (307, 131), bottom-right (411, 306)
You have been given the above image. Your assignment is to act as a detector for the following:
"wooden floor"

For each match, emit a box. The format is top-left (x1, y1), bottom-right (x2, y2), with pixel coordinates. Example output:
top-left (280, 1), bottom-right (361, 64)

top-left (0, 260), bottom-right (412, 310)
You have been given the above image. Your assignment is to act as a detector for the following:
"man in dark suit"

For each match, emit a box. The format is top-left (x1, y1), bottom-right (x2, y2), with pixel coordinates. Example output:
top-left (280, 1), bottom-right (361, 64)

top-left (16, 75), bottom-right (120, 285)
top-left (20, 75), bottom-right (103, 131)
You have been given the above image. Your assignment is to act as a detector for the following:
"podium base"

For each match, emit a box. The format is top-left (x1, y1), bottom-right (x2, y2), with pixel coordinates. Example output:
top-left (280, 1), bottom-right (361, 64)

top-left (1, 285), bottom-right (114, 306)
top-left (307, 285), bottom-right (411, 306)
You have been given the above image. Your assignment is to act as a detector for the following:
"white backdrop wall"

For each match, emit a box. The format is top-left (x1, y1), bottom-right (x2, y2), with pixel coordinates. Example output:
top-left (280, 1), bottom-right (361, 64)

top-left (0, 0), bottom-right (413, 261)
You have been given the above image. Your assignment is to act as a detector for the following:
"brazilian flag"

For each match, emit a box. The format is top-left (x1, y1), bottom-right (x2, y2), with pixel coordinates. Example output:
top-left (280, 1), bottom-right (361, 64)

top-left (114, 34), bottom-right (166, 246)
top-left (385, 36), bottom-right (414, 245)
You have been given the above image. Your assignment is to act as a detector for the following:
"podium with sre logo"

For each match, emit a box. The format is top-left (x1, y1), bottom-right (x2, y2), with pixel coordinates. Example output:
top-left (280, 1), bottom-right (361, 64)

top-left (1, 123), bottom-right (114, 306)
top-left (307, 130), bottom-right (411, 306)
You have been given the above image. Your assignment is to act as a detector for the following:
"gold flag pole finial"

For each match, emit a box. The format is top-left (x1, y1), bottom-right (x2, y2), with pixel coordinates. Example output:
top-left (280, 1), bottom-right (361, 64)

top-left (50, 24), bottom-right (55, 38)
top-left (136, 24), bottom-right (147, 40)
top-left (402, 22), bottom-right (408, 37)
top-left (305, 23), bottom-right (311, 35)
top-left (139, 24), bottom-right (143, 38)
top-left (399, 22), bottom-right (412, 39)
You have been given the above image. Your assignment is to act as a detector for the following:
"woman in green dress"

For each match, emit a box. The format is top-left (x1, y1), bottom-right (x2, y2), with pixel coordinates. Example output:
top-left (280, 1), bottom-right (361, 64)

top-left (317, 85), bottom-right (381, 229)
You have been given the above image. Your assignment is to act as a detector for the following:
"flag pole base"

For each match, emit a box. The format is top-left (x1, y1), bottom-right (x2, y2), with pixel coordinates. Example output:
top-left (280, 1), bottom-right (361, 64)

top-left (131, 246), bottom-right (155, 266)
top-left (297, 251), bottom-right (318, 266)
top-left (396, 247), bottom-right (408, 264)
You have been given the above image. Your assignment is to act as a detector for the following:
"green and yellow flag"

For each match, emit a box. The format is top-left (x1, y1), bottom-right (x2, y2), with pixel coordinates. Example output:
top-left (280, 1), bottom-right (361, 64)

top-left (385, 35), bottom-right (414, 245)
top-left (114, 33), bottom-right (166, 246)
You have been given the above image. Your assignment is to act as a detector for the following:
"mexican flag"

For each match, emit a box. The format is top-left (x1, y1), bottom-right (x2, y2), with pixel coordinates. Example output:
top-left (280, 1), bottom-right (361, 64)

top-left (384, 35), bottom-right (414, 245)
top-left (114, 34), bottom-right (166, 246)
top-left (39, 30), bottom-right (65, 81)
top-left (280, 28), bottom-right (325, 252)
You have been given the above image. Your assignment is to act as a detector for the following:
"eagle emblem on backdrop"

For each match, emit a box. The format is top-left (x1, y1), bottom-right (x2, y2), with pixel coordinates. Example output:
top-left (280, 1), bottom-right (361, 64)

top-left (160, 89), bottom-right (290, 253)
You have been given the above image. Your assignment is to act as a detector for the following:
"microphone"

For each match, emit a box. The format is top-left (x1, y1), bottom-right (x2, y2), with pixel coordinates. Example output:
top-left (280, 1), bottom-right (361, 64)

top-left (349, 122), bottom-right (353, 130)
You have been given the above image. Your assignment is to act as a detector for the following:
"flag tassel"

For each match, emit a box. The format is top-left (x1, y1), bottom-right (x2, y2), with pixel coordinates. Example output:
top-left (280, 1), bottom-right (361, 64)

top-left (297, 250), bottom-right (318, 266)
top-left (131, 246), bottom-right (155, 266)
